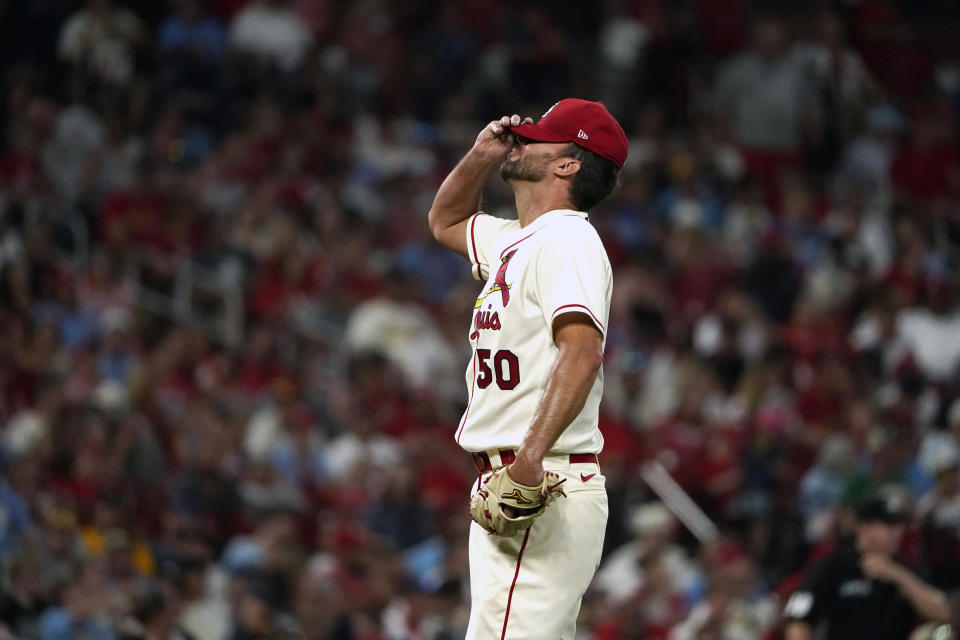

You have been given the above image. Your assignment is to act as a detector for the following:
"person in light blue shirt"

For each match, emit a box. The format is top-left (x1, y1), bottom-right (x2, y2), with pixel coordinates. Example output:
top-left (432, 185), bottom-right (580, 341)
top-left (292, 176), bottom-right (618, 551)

top-left (38, 608), bottom-right (115, 640)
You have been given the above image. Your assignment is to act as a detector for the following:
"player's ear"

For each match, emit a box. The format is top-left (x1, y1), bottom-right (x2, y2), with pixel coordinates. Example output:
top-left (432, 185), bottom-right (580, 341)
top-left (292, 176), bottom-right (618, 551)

top-left (554, 157), bottom-right (581, 178)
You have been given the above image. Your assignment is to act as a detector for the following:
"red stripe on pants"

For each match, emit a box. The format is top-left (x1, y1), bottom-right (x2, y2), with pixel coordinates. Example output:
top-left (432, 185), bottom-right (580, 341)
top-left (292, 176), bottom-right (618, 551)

top-left (500, 527), bottom-right (531, 640)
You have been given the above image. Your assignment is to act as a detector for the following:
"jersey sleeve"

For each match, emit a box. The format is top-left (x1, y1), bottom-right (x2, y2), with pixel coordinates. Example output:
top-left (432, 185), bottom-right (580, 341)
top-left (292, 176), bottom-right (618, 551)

top-left (534, 224), bottom-right (611, 338)
top-left (465, 213), bottom-right (521, 281)
top-left (783, 558), bottom-right (834, 626)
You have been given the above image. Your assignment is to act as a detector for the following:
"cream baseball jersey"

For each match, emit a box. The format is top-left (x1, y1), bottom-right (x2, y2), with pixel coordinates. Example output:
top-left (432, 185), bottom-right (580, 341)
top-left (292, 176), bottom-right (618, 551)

top-left (455, 209), bottom-right (612, 454)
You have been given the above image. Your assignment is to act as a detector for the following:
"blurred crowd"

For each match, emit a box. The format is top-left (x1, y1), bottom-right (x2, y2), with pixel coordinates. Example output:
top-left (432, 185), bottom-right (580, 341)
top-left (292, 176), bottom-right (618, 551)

top-left (2, 0), bottom-right (960, 638)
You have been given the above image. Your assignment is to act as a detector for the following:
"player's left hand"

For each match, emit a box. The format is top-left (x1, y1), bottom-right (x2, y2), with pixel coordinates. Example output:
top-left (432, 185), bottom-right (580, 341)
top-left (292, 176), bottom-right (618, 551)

top-left (469, 466), bottom-right (566, 536)
top-left (505, 455), bottom-right (544, 487)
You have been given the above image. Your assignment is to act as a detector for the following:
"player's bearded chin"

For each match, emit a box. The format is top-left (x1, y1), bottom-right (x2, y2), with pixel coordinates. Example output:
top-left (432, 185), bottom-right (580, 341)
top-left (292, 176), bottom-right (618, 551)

top-left (499, 156), bottom-right (546, 183)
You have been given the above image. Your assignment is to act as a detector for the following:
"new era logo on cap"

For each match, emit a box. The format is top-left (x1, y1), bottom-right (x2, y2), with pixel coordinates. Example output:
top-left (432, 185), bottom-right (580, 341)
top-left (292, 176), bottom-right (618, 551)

top-left (506, 98), bottom-right (629, 168)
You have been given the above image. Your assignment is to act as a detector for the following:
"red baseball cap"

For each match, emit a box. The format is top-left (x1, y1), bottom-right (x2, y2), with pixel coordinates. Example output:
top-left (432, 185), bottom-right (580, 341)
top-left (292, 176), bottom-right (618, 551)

top-left (507, 98), bottom-right (629, 168)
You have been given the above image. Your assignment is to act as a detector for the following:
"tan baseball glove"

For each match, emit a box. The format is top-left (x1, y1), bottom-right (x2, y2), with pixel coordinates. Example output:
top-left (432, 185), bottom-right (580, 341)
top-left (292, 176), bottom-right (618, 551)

top-left (469, 467), bottom-right (567, 537)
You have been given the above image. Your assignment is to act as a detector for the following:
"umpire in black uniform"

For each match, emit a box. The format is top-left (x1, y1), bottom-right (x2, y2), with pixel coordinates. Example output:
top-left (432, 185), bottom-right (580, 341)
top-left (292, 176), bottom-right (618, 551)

top-left (784, 491), bottom-right (951, 640)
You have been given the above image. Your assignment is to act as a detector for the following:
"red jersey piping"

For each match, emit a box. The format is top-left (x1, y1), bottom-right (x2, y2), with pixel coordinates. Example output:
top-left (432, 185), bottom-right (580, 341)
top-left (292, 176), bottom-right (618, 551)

top-left (455, 351), bottom-right (477, 444)
top-left (553, 303), bottom-right (606, 332)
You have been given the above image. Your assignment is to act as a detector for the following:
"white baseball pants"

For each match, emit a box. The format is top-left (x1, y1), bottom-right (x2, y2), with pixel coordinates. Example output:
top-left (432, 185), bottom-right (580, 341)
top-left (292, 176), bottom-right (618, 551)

top-left (465, 456), bottom-right (608, 639)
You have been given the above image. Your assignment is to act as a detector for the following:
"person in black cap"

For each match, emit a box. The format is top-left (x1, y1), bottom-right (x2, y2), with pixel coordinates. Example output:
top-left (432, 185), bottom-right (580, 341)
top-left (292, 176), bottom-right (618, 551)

top-left (784, 491), bottom-right (951, 640)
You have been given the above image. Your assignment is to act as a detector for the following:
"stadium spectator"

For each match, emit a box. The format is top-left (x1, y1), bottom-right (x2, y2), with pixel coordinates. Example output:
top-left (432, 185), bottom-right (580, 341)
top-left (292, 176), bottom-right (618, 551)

top-left (227, 0), bottom-right (312, 73)
top-left (669, 541), bottom-right (778, 640)
top-left (57, 0), bottom-right (145, 87)
top-left (714, 18), bottom-right (809, 175)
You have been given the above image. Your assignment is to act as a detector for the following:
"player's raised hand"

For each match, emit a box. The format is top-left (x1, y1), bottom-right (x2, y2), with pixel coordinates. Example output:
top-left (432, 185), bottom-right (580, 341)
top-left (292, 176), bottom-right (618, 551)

top-left (472, 114), bottom-right (533, 163)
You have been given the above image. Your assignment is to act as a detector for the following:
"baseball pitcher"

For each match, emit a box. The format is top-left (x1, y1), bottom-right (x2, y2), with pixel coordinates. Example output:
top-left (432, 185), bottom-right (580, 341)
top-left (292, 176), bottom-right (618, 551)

top-left (428, 99), bottom-right (628, 639)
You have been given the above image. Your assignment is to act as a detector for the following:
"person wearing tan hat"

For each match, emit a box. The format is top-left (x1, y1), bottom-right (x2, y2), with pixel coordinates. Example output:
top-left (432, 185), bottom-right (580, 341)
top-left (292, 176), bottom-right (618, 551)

top-left (428, 99), bottom-right (627, 638)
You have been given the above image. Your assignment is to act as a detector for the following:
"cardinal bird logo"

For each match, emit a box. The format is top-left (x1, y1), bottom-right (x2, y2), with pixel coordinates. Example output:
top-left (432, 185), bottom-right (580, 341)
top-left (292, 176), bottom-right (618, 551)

top-left (474, 250), bottom-right (517, 309)
top-left (494, 250), bottom-right (517, 306)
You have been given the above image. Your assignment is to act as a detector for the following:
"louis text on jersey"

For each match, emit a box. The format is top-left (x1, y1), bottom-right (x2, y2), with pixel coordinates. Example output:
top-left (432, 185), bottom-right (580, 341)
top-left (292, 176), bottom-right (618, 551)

top-left (470, 250), bottom-right (517, 341)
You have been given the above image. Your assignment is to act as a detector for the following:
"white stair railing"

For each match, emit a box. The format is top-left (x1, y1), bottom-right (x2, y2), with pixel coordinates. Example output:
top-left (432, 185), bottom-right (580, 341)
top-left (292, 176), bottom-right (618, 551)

top-left (128, 252), bottom-right (244, 350)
